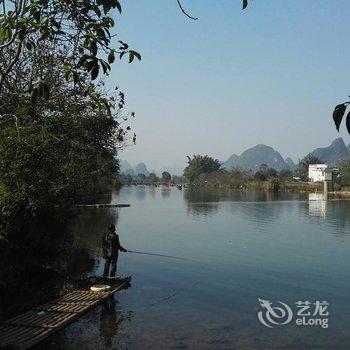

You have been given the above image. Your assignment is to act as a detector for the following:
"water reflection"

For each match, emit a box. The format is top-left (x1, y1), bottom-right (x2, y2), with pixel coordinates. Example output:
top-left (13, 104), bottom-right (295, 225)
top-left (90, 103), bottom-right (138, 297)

top-left (183, 187), bottom-right (301, 206)
top-left (135, 186), bottom-right (147, 200)
top-left (0, 228), bottom-right (95, 320)
top-left (161, 186), bottom-right (171, 199)
top-left (184, 188), bottom-right (220, 217)
top-left (182, 187), bottom-right (350, 235)
top-left (149, 186), bottom-right (156, 198)
top-left (232, 202), bottom-right (283, 230)
top-left (26, 186), bottom-right (350, 349)
top-left (0, 192), bottom-right (124, 321)
top-left (24, 186), bottom-right (350, 349)
top-left (184, 188), bottom-right (297, 221)
top-left (100, 296), bottom-right (123, 348)
top-left (35, 295), bottom-right (132, 350)
top-left (308, 193), bottom-right (327, 218)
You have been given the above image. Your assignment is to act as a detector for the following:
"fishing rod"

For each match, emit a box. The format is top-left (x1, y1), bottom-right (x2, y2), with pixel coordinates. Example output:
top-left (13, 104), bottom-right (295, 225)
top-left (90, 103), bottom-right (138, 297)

top-left (126, 250), bottom-right (195, 262)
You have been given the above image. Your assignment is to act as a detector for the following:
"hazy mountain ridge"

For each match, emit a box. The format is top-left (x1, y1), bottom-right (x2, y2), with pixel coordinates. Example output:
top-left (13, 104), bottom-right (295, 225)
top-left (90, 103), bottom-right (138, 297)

top-left (222, 138), bottom-right (350, 172)
top-left (306, 137), bottom-right (350, 165)
top-left (121, 138), bottom-right (350, 176)
top-left (223, 144), bottom-right (292, 171)
top-left (119, 162), bottom-right (182, 177)
top-left (285, 157), bottom-right (296, 171)
top-left (119, 161), bottom-right (150, 176)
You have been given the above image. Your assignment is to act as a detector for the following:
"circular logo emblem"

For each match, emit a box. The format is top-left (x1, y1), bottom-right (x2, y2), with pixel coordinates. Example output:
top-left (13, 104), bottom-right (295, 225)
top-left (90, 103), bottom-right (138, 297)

top-left (257, 298), bottom-right (293, 328)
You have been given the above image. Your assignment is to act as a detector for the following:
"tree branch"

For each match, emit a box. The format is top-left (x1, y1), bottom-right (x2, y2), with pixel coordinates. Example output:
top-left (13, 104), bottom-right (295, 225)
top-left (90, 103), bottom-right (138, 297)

top-left (0, 41), bottom-right (23, 90)
top-left (176, 0), bottom-right (198, 20)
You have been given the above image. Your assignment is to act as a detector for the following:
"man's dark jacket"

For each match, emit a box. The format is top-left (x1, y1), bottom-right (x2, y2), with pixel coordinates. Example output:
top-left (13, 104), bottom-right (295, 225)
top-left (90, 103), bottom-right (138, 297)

top-left (102, 232), bottom-right (126, 259)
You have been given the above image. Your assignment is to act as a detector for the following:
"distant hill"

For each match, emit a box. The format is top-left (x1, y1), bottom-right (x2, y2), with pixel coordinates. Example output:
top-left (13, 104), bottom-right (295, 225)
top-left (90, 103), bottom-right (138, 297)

top-left (223, 154), bottom-right (240, 171)
top-left (223, 144), bottom-right (292, 172)
top-left (120, 160), bottom-right (184, 177)
top-left (121, 138), bottom-right (350, 178)
top-left (285, 157), bottom-right (296, 171)
top-left (134, 163), bottom-right (150, 176)
top-left (119, 160), bottom-right (133, 175)
top-left (119, 160), bottom-right (149, 176)
top-left (306, 137), bottom-right (349, 165)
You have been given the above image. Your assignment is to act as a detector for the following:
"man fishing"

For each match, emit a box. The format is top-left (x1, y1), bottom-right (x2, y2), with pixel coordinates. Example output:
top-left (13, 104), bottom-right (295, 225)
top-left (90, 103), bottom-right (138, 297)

top-left (102, 224), bottom-right (127, 278)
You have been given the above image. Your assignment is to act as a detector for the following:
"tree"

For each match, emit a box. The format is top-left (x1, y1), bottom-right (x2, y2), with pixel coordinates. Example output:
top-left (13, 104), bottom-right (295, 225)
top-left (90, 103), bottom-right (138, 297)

top-left (278, 169), bottom-right (293, 182)
top-left (137, 173), bottom-right (146, 183)
top-left (0, 0), bottom-right (140, 96)
top-left (0, 40), bottom-right (137, 286)
top-left (148, 172), bottom-right (157, 184)
top-left (337, 160), bottom-right (350, 186)
top-left (119, 172), bottom-right (131, 184)
top-left (0, 0), bottom-right (144, 316)
top-left (254, 164), bottom-right (277, 181)
top-left (183, 155), bottom-right (222, 183)
top-left (295, 155), bottom-right (322, 181)
top-left (161, 171), bottom-right (171, 184)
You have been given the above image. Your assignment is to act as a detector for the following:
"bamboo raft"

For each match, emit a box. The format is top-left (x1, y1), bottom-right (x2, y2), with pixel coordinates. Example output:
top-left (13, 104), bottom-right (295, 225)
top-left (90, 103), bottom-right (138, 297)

top-left (0, 277), bottom-right (131, 350)
top-left (76, 203), bottom-right (131, 208)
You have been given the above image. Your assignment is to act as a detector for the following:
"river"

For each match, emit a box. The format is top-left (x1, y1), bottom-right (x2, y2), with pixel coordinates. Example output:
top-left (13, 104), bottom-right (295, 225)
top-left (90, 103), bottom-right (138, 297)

top-left (34, 186), bottom-right (350, 349)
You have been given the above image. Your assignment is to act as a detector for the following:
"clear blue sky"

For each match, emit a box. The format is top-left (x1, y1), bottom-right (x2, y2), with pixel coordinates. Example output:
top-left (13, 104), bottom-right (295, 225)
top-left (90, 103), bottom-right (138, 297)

top-left (106, 0), bottom-right (350, 172)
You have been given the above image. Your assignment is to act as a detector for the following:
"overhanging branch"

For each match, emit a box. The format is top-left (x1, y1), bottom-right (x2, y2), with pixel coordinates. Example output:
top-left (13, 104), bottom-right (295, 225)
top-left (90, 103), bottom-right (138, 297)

top-left (176, 0), bottom-right (198, 20)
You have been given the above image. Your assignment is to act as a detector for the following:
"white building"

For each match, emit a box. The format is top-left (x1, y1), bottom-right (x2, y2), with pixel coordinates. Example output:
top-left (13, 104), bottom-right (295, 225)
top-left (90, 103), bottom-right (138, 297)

top-left (308, 164), bottom-right (328, 182)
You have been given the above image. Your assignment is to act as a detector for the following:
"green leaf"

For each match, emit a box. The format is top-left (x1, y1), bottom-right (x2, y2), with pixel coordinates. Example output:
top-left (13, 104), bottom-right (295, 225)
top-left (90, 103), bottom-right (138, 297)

top-left (243, 0), bottom-right (248, 9)
top-left (118, 40), bottom-right (128, 50)
top-left (100, 60), bottom-right (110, 74)
top-left (93, 5), bottom-right (101, 17)
top-left (333, 103), bottom-right (348, 132)
top-left (33, 11), bottom-right (41, 22)
top-left (4, 26), bottom-right (12, 40)
top-left (38, 81), bottom-right (44, 98)
top-left (90, 41), bottom-right (98, 56)
top-left (25, 41), bottom-right (33, 51)
top-left (31, 88), bottom-right (38, 105)
top-left (115, 0), bottom-right (122, 13)
top-left (18, 26), bottom-right (26, 40)
top-left (128, 51), bottom-right (134, 63)
top-left (43, 83), bottom-right (50, 100)
top-left (73, 71), bottom-right (79, 85)
top-left (91, 64), bottom-right (99, 80)
top-left (86, 59), bottom-right (96, 72)
top-left (132, 50), bottom-right (141, 61)
top-left (128, 50), bottom-right (141, 63)
top-left (107, 50), bottom-right (115, 63)
top-left (64, 69), bottom-right (70, 81)
top-left (346, 112), bottom-right (350, 135)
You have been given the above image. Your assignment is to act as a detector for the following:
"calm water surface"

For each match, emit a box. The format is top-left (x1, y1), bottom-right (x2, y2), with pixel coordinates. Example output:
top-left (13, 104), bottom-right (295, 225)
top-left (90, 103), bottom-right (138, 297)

top-left (36, 186), bottom-right (350, 349)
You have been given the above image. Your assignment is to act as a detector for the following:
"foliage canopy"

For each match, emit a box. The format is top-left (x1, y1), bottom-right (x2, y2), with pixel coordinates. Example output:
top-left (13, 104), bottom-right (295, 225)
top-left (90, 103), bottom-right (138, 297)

top-left (184, 155), bottom-right (222, 183)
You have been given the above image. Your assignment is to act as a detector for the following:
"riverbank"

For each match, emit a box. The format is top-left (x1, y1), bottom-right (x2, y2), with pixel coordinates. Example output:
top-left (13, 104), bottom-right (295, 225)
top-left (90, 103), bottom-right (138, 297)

top-left (176, 180), bottom-right (325, 193)
top-left (121, 181), bottom-right (328, 193)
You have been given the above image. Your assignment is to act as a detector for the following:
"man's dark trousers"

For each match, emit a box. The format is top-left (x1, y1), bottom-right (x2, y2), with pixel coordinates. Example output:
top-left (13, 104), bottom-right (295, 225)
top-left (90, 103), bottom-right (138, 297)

top-left (103, 257), bottom-right (118, 277)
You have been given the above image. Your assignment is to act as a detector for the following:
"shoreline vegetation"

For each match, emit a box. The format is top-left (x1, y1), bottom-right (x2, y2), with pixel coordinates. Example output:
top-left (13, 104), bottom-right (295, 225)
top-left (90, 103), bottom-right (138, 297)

top-left (120, 153), bottom-right (350, 196)
top-left (0, 0), bottom-right (144, 323)
top-left (120, 179), bottom-right (324, 193)
top-left (180, 154), bottom-right (350, 194)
